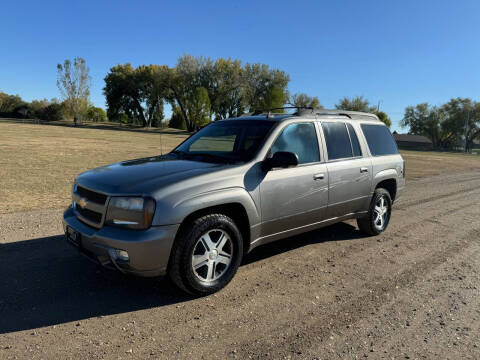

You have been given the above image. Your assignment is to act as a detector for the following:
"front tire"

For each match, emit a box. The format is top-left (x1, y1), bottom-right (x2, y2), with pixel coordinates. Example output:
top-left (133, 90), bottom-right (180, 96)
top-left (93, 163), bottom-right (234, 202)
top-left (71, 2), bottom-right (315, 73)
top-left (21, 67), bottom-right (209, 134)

top-left (168, 214), bottom-right (243, 295)
top-left (357, 188), bottom-right (392, 236)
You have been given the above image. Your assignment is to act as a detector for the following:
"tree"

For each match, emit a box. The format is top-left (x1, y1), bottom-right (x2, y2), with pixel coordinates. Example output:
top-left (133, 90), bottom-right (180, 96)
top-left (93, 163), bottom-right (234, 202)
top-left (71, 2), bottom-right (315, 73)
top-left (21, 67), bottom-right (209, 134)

top-left (103, 55), bottom-right (291, 131)
top-left (336, 96), bottom-right (391, 127)
top-left (336, 96), bottom-right (372, 112)
top-left (401, 103), bottom-right (439, 147)
top-left (0, 92), bottom-right (25, 116)
top-left (187, 87), bottom-right (211, 128)
top-left (168, 105), bottom-right (186, 130)
top-left (104, 64), bottom-right (166, 127)
top-left (242, 63), bottom-right (289, 112)
top-left (57, 57), bottom-right (91, 123)
top-left (210, 58), bottom-right (245, 119)
top-left (169, 55), bottom-right (214, 131)
top-left (136, 65), bottom-right (166, 127)
top-left (402, 98), bottom-right (480, 150)
top-left (87, 106), bottom-right (107, 122)
top-left (289, 93), bottom-right (322, 109)
top-left (401, 103), bottom-right (460, 149)
top-left (441, 98), bottom-right (480, 152)
top-left (257, 85), bottom-right (285, 112)
top-left (41, 103), bottom-right (63, 121)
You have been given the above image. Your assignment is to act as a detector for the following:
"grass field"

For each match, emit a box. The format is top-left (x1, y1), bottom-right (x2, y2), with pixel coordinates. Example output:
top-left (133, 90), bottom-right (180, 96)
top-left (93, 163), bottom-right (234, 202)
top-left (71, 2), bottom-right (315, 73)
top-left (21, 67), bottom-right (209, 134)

top-left (0, 121), bottom-right (188, 214)
top-left (1, 120), bottom-right (480, 214)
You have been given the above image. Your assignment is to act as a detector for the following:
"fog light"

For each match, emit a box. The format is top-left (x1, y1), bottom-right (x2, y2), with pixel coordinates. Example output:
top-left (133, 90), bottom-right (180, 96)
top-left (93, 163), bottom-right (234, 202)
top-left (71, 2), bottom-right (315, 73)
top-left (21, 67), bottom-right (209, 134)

top-left (114, 249), bottom-right (129, 262)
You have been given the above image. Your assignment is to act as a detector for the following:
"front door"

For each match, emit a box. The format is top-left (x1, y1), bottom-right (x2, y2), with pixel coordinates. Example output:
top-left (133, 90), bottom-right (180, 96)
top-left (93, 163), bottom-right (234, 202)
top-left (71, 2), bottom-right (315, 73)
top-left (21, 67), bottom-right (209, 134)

top-left (259, 122), bottom-right (329, 237)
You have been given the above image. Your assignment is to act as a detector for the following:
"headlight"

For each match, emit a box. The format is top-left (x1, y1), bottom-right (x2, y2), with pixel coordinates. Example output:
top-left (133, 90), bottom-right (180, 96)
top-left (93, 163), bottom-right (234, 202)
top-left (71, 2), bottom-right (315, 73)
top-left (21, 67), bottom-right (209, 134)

top-left (105, 197), bottom-right (156, 229)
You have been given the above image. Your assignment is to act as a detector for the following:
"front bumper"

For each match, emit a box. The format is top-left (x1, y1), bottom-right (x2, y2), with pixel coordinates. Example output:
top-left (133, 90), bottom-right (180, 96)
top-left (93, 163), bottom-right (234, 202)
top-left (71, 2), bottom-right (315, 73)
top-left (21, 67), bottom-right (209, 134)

top-left (62, 207), bottom-right (179, 277)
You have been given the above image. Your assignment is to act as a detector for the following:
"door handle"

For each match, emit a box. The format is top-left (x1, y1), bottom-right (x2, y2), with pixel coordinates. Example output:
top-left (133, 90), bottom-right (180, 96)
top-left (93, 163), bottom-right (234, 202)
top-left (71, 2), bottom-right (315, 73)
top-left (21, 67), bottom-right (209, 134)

top-left (360, 167), bottom-right (369, 173)
top-left (313, 173), bottom-right (325, 180)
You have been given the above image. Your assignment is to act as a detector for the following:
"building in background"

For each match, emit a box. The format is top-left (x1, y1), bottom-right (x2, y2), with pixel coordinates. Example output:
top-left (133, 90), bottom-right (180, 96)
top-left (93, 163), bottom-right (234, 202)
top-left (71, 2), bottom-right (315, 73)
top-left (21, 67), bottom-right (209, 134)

top-left (393, 132), bottom-right (433, 151)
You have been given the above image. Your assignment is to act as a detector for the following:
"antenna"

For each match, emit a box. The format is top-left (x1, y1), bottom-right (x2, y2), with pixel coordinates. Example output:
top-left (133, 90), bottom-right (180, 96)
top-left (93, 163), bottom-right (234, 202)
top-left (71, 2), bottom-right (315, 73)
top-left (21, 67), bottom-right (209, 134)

top-left (159, 127), bottom-right (163, 155)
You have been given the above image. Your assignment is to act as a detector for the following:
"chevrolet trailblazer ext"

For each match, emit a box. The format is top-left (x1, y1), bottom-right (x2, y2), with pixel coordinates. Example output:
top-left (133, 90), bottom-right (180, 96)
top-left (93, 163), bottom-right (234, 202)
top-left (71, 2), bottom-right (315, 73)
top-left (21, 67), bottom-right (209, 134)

top-left (63, 109), bottom-right (405, 295)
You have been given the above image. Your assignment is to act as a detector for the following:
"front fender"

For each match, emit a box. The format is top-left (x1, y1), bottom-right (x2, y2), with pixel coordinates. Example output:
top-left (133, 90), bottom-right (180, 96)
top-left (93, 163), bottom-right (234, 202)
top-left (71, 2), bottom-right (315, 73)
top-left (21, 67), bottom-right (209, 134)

top-left (152, 187), bottom-right (260, 228)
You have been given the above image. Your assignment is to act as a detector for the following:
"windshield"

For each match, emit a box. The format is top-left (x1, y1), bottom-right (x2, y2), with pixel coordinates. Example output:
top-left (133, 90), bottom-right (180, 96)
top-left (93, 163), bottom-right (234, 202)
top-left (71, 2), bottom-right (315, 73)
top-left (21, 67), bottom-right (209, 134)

top-left (172, 120), bottom-right (275, 163)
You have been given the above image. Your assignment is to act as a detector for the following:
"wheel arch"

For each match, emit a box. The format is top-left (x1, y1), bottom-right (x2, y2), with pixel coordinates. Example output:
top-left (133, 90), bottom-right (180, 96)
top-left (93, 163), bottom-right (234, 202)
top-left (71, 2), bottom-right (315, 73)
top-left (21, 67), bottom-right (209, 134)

top-left (175, 202), bottom-right (252, 253)
top-left (375, 178), bottom-right (397, 202)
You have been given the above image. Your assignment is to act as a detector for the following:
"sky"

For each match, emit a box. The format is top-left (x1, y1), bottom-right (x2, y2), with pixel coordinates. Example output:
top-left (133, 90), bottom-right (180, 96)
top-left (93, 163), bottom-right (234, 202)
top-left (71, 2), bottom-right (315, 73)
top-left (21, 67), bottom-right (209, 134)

top-left (1, 0), bottom-right (480, 131)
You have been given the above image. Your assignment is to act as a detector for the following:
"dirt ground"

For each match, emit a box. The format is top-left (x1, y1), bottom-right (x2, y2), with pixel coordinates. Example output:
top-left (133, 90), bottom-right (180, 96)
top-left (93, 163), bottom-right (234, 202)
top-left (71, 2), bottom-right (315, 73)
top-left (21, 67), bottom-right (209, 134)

top-left (1, 169), bottom-right (479, 359)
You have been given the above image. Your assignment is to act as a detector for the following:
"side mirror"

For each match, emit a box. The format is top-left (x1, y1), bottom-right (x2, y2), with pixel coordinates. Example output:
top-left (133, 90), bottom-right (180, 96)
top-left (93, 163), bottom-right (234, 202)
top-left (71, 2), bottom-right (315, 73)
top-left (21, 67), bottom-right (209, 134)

top-left (263, 151), bottom-right (299, 170)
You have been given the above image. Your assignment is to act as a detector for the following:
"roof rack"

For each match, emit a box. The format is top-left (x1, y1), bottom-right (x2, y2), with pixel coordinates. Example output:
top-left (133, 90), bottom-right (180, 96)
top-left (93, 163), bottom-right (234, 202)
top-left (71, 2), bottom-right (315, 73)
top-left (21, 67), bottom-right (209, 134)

top-left (300, 108), bottom-right (379, 121)
top-left (239, 108), bottom-right (380, 121)
top-left (241, 106), bottom-right (314, 118)
top-left (293, 108), bottom-right (351, 118)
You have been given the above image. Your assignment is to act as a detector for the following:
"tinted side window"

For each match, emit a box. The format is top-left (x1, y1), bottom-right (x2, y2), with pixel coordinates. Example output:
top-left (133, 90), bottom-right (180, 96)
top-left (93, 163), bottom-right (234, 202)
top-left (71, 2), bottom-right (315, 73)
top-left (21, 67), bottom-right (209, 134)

top-left (271, 123), bottom-right (320, 164)
top-left (322, 122), bottom-right (353, 160)
top-left (361, 124), bottom-right (399, 156)
top-left (346, 123), bottom-right (362, 157)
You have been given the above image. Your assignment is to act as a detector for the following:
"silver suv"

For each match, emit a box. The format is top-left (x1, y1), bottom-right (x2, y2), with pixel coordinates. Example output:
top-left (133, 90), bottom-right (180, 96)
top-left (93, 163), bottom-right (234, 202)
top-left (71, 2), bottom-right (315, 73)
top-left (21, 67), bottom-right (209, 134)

top-left (63, 109), bottom-right (405, 295)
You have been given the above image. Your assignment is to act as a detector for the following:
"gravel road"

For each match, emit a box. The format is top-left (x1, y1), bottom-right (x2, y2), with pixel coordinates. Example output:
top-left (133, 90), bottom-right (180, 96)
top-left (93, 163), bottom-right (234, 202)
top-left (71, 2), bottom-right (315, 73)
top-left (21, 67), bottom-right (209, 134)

top-left (1, 171), bottom-right (479, 359)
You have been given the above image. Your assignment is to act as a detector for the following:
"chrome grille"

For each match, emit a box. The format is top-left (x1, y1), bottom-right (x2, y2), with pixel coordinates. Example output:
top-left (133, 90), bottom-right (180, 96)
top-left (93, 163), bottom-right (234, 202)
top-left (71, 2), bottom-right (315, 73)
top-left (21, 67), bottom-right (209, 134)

top-left (72, 185), bottom-right (109, 228)
top-left (76, 185), bottom-right (107, 205)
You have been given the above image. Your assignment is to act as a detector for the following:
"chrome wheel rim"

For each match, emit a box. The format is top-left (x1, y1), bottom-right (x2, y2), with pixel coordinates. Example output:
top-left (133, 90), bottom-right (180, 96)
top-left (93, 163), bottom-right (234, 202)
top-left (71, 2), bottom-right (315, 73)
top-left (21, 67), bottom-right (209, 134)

top-left (373, 195), bottom-right (389, 231)
top-left (192, 229), bottom-right (233, 283)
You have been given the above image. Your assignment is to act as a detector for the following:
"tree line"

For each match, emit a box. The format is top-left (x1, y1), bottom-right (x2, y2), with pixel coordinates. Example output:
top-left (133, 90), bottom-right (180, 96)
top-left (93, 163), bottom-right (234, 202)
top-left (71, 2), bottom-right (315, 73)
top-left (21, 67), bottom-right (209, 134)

top-left (103, 55), bottom-right (392, 131)
top-left (0, 58), bottom-right (105, 123)
top-left (0, 91), bottom-right (107, 123)
top-left (13, 53), bottom-right (480, 152)
top-left (402, 98), bottom-right (480, 151)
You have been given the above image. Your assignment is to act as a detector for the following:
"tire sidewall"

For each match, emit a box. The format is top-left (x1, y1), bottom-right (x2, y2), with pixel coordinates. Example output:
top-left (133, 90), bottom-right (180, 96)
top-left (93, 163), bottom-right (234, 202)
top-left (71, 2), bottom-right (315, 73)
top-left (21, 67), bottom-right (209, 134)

top-left (181, 215), bottom-right (243, 294)
top-left (369, 189), bottom-right (392, 235)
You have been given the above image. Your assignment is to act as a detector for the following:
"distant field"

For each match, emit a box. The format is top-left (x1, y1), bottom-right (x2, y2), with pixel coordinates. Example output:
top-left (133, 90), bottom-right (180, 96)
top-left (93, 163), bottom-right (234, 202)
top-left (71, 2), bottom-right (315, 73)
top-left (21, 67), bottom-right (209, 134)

top-left (1, 120), bottom-right (480, 214)
top-left (400, 150), bottom-right (480, 180)
top-left (0, 121), bottom-right (188, 214)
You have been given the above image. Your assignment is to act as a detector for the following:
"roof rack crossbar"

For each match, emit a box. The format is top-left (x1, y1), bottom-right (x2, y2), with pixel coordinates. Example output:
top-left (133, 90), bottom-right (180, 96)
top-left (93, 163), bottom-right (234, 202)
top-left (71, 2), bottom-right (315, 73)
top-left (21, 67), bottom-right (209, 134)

top-left (314, 112), bottom-right (352, 119)
top-left (250, 106), bottom-right (314, 118)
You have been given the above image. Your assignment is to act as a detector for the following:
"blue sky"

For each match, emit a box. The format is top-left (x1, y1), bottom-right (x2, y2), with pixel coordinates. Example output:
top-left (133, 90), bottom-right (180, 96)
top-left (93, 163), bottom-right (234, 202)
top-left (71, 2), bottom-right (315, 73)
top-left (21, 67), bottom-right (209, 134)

top-left (1, 0), bottom-right (479, 131)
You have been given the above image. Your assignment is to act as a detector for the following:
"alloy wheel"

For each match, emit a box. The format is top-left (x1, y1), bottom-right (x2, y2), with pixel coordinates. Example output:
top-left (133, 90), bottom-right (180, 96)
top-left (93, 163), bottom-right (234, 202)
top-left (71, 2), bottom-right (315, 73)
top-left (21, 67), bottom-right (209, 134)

top-left (373, 195), bottom-right (389, 231)
top-left (191, 229), bottom-right (233, 283)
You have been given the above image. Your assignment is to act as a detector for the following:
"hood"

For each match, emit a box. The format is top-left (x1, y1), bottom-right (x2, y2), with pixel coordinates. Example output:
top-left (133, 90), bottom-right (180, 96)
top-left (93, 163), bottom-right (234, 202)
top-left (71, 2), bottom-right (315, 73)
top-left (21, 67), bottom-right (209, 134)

top-left (75, 156), bottom-right (227, 194)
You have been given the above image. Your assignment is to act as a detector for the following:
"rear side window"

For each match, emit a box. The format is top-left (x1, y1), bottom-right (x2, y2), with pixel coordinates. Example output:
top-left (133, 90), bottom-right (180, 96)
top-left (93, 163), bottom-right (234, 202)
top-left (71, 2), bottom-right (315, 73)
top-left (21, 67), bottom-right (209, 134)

top-left (322, 122), bottom-right (353, 160)
top-left (346, 123), bottom-right (362, 157)
top-left (361, 124), bottom-right (399, 156)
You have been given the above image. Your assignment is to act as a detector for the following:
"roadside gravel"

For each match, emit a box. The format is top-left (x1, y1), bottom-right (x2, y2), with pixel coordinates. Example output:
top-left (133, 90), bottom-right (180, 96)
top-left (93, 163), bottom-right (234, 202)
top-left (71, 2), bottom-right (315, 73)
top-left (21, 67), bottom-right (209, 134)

top-left (0, 171), bottom-right (479, 359)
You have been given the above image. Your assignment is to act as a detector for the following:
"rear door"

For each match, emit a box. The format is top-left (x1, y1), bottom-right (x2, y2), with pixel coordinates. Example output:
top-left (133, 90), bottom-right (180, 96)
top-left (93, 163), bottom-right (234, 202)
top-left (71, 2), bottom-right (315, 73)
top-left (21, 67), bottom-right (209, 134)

top-left (321, 121), bottom-right (372, 218)
top-left (259, 122), bottom-right (329, 237)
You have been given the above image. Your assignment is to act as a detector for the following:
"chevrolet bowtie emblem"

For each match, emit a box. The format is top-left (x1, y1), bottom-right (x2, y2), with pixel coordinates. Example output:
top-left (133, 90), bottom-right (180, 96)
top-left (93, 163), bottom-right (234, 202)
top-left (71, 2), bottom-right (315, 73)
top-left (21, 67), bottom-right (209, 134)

top-left (77, 197), bottom-right (88, 208)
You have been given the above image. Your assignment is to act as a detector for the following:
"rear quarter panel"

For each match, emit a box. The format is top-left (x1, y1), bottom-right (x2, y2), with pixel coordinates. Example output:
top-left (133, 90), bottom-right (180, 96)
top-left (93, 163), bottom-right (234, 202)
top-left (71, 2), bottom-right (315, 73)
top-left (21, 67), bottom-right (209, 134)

top-left (371, 154), bottom-right (405, 199)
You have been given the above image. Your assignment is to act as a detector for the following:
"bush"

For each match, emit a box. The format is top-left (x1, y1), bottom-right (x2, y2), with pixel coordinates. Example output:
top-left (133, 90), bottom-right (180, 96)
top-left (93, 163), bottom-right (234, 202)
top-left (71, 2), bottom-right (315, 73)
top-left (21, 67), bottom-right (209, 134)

top-left (38, 103), bottom-right (63, 121)
top-left (87, 106), bottom-right (107, 122)
top-left (168, 106), bottom-right (186, 130)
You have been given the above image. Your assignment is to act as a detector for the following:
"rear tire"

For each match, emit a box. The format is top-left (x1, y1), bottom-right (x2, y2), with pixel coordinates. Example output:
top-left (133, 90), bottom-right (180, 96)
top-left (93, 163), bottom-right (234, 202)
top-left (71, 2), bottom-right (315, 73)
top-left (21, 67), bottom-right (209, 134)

top-left (168, 214), bottom-right (243, 295)
top-left (357, 188), bottom-right (392, 236)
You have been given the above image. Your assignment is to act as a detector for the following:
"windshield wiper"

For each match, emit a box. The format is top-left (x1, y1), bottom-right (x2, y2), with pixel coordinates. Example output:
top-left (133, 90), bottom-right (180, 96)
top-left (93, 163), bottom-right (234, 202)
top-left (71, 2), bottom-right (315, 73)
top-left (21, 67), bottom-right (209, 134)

top-left (190, 152), bottom-right (237, 163)
top-left (170, 150), bottom-right (188, 159)
top-left (171, 150), bottom-right (239, 164)
top-left (188, 152), bottom-right (233, 163)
